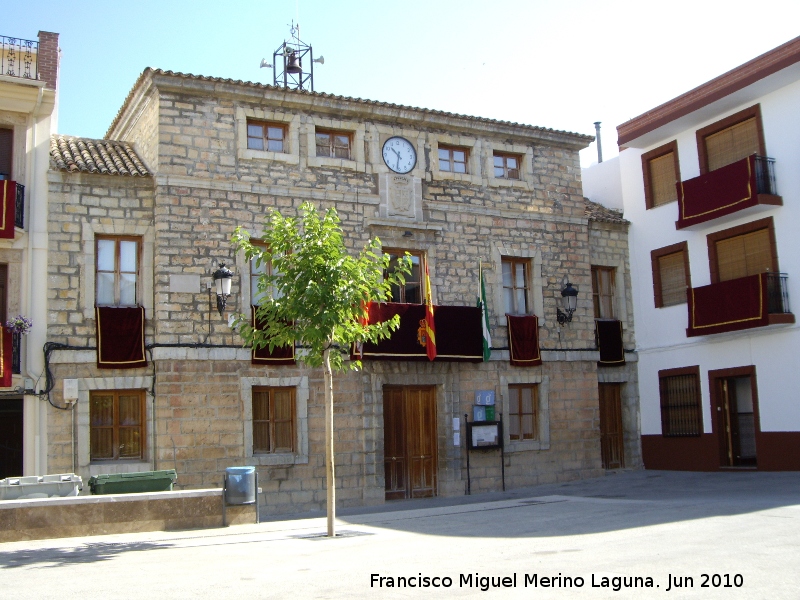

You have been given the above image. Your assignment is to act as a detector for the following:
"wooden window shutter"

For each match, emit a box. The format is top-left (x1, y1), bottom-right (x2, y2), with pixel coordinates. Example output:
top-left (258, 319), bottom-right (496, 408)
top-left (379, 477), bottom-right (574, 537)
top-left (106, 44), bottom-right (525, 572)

top-left (715, 228), bottom-right (772, 282)
top-left (0, 129), bottom-right (12, 176)
top-left (648, 152), bottom-right (677, 206)
top-left (658, 252), bottom-right (687, 306)
top-left (705, 117), bottom-right (759, 171)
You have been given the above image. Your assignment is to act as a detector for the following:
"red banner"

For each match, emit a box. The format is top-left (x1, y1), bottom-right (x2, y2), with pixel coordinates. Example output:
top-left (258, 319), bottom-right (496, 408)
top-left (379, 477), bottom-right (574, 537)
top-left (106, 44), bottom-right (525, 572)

top-left (0, 328), bottom-right (12, 387)
top-left (687, 274), bottom-right (768, 337)
top-left (251, 308), bottom-right (295, 365)
top-left (506, 314), bottom-right (541, 367)
top-left (677, 156), bottom-right (757, 229)
top-left (0, 180), bottom-right (17, 239)
top-left (597, 319), bottom-right (625, 366)
top-left (96, 306), bottom-right (148, 369)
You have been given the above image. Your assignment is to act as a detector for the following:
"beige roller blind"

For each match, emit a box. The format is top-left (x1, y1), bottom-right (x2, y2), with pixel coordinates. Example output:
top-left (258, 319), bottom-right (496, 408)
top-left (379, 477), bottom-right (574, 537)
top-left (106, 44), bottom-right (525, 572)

top-left (715, 228), bottom-right (772, 281)
top-left (705, 117), bottom-right (759, 171)
top-left (658, 251), bottom-right (687, 306)
top-left (649, 152), bottom-right (677, 206)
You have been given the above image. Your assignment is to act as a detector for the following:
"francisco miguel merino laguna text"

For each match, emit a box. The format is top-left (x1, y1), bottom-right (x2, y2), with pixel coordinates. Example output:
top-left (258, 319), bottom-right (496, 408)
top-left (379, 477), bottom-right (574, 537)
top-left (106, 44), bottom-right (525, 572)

top-left (370, 573), bottom-right (658, 591)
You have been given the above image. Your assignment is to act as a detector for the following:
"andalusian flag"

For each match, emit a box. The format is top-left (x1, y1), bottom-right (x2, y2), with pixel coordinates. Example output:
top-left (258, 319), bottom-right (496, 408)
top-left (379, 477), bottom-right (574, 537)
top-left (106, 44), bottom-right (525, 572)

top-left (478, 262), bottom-right (491, 361)
top-left (424, 262), bottom-right (437, 361)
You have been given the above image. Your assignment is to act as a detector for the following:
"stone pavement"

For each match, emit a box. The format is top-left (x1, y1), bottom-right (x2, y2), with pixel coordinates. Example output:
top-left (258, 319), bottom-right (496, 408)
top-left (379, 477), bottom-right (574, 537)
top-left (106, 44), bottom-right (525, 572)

top-left (1, 470), bottom-right (798, 599)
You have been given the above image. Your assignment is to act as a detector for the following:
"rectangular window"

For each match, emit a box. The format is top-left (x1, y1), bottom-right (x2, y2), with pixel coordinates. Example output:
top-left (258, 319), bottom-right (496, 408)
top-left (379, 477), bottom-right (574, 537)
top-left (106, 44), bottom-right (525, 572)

top-left (707, 217), bottom-right (777, 283)
top-left (438, 146), bottom-right (468, 173)
top-left (591, 266), bottom-right (616, 319)
top-left (252, 386), bottom-right (295, 453)
top-left (384, 249), bottom-right (423, 304)
top-left (315, 129), bottom-right (351, 159)
top-left (659, 367), bottom-right (702, 436)
top-left (641, 141), bottom-right (679, 209)
top-left (250, 242), bottom-right (282, 305)
top-left (0, 128), bottom-right (12, 178)
top-left (90, 390), bottom-right (145, 460)
top-left (96, 236), bottom-right (139, 306)
top-left (502, 257), bottom-right (529, 314)
top-left (493, 152), bottom-right (521, 179)
top-left (508, 384), bottom-right (537, 441)
top-left (697, 105), bottom-right (764, 174)
top-left (247, 120), bottom-right (287, 152)
top-left (651, 242), bottom-right (689, 308)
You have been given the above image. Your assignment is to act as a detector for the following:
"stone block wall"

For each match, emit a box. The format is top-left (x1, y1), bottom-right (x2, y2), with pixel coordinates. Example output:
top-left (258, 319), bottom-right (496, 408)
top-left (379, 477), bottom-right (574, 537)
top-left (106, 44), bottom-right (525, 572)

top-left (43, 69), bottom-right (639, 515)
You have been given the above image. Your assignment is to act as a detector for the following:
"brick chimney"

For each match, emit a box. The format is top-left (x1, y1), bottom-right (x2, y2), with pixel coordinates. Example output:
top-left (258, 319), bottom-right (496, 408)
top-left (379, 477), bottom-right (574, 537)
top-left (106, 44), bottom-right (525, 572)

top-left (37, 31), bottom-right (59, 90)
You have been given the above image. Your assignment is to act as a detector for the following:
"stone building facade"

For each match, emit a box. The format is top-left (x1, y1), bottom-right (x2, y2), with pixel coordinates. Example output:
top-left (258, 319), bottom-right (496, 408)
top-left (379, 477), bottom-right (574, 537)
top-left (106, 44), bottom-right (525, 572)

top-left (45, 68), bottom-right (640, 513)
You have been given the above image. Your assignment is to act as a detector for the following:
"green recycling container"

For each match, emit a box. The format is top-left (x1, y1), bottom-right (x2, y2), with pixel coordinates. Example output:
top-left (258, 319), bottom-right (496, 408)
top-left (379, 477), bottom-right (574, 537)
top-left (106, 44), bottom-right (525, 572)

top-left (88, 470), bottom-right (177, 495)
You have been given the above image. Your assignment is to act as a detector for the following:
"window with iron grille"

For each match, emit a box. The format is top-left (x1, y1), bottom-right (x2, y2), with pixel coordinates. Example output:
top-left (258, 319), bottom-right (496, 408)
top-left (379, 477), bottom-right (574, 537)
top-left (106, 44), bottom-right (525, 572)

top-left (438, 146), bottom-right (468, 173)
top-left (508, 384), bottom-right (538, 441)
top-left (96, 236), bottom-right (140, 306)
top-left (384, 249), bottom-right (424, 304)
top-left (502, 257), bottom-right (529, 314)
top-left (493, 152), bottom-right (521, 179)
top-left (315, 129), bottom-right (351, 159)
top-left (659, 367), bottom-right (703, 437)
top-left (252, 387), bottom-right (295, 454)
top-left (90, 390), bottom-right (145, 460)
top-left (247, 120), bottom-right (287, 153)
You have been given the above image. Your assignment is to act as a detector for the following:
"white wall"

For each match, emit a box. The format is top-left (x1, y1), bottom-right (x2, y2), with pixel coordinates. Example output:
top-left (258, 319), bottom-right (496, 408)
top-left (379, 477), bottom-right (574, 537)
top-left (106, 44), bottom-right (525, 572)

top-left (581, 156), bottom-right (623, 210)
top-left (594, 73), bottom-right (800, 438)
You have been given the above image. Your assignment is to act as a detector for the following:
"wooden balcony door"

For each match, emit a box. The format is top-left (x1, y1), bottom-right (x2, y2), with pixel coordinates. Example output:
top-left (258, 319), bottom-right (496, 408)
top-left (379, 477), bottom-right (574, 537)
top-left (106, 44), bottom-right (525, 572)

top-left (716, 376), bottom-right (758, 467)
top-left (598, 383), bottom-right (625, 470)
top-left (383, 386), bottom-right (437, 500)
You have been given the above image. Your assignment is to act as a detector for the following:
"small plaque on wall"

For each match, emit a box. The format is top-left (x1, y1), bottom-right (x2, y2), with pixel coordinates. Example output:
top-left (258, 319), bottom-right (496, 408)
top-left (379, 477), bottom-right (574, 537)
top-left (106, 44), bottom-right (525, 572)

top-left (475, 390), bottom-right (495, 406)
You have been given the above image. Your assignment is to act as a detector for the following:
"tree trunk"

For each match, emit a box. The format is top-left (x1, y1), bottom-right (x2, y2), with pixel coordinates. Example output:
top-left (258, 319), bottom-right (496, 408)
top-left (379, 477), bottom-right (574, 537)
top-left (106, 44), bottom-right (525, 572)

top-left (323, 346), bottom-right (335, 537)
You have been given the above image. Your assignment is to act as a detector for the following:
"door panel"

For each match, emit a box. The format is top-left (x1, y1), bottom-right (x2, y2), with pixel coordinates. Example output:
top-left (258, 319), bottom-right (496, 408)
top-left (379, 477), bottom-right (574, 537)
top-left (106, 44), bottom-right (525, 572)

top-left (598, 383), bottom-right (625, 470)
top-left (718, 376), bottom-right (757, 467)
top-left (383, 386), bottom-right (437, 500)
top-left (0, 399), bottom-right (23, 479)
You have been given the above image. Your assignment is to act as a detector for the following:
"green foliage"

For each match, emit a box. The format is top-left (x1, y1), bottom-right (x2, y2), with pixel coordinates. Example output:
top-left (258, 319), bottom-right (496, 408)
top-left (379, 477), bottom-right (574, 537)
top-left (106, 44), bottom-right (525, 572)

top-left (232, 202), bottom-right (411, 372)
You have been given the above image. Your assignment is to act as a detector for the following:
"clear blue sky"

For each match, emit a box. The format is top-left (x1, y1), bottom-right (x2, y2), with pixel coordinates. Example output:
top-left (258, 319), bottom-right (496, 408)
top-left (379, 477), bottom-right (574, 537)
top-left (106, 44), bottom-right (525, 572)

top-left (10, 0), bottom-right (800, 166)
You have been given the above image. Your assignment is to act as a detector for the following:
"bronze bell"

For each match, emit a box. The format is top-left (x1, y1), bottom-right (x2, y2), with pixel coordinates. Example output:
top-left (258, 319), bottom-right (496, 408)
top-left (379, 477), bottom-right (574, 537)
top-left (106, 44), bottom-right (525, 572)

top-left (286, 52), bottom-right (302, 74)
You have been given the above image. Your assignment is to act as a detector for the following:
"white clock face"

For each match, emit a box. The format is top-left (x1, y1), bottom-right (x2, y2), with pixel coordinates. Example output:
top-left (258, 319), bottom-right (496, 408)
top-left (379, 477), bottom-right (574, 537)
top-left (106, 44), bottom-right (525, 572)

top-left (382, 136), bottom-right (417, 174)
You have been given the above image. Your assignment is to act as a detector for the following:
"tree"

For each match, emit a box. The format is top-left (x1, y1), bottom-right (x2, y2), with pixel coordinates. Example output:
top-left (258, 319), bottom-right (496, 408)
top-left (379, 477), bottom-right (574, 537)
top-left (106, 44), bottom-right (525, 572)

top-left (232, 202), bottom-right (410, 537)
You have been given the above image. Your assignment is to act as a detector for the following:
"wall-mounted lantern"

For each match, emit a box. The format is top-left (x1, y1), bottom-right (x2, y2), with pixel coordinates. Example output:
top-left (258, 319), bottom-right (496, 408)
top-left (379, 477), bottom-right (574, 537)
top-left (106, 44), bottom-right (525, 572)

top-left (557, 278), bottom-right (578, 326)
top-left (213, 262), bottom-right (233, 316)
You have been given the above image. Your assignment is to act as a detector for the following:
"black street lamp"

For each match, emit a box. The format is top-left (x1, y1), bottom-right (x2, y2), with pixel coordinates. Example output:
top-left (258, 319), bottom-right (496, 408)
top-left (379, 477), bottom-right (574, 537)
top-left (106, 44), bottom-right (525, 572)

top-left (213, 262), bottom-right (233, 316)
top-left (557, 279), bottom-right (578, 325)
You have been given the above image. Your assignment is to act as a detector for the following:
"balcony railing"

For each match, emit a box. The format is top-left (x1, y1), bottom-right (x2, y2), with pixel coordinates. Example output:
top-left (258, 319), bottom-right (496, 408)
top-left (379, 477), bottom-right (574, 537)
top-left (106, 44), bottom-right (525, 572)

top-left (754, 156), bottom-right (777, 196)
top-left (11, 331), bottom-right (20, 374)
top-left (687, 272), bottom-right (794, 337)
top-left (676, 154), bottom-right (781, 229)
top-left (14, 182), bottom-right (23, 229)
top-left (1, 35), bottom-right (38, 80)
top-left (766, 272), bottom-right (791, 315)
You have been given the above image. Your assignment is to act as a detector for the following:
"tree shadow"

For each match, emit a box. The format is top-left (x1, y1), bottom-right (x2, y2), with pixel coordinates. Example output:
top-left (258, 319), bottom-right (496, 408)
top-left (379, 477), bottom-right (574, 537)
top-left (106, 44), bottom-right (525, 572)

top-left (0, 541), bottom-right (175, 569)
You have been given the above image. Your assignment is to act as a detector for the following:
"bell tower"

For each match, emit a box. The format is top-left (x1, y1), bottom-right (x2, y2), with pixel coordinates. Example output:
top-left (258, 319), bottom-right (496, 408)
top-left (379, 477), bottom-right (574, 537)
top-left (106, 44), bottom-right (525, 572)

top-left (260, 22), bottom-right (324, 92)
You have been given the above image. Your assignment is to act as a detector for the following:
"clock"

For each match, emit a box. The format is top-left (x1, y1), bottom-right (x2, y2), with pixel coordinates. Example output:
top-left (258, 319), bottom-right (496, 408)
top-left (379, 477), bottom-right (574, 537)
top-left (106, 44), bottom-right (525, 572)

top-left (382, 136), bottom-right (417, 174)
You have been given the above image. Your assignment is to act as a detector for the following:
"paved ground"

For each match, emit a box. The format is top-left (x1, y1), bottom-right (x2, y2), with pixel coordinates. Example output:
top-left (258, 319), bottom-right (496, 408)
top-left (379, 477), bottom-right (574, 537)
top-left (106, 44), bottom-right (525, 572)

top-left (1, 470), bottom-right (799, 599)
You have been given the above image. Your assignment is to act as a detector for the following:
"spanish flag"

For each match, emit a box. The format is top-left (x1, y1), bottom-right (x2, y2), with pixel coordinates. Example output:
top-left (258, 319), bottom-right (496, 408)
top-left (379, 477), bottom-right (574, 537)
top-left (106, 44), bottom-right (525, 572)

top-left (424, 262), bottom-right (437, 361)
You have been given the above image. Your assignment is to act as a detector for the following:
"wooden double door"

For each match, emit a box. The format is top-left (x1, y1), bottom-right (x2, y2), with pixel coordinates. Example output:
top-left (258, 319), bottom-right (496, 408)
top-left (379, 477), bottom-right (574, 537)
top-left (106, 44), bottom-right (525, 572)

top-left (598, 383), bottom-right (625, 470)
top-left (383, 386), bottom-right (438, 500)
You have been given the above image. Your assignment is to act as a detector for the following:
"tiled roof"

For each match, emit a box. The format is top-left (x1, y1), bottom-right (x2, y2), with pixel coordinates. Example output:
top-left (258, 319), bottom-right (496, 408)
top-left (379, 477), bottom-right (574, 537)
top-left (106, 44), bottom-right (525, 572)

top-left (106, 68), bottom-right (596, 146)
top-left (50, 135), bottom-right (151, 176)
top-left (584, 198), bottom-right (627, 224)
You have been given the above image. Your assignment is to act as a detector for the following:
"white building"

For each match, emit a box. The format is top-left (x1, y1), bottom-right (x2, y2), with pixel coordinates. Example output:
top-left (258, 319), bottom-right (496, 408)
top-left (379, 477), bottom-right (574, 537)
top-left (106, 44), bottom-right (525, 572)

top-left (583, 35), bottom-right (800, 471)
top-left (0, 31), bottom-right (59, 477)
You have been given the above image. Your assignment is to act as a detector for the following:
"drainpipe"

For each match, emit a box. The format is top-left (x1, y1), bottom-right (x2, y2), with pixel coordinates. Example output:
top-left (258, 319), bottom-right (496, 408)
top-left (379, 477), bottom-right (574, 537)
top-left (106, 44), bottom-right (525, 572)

top-left (594, 121), bottom-right (603, 163)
